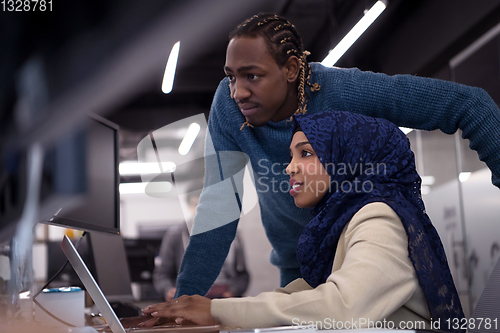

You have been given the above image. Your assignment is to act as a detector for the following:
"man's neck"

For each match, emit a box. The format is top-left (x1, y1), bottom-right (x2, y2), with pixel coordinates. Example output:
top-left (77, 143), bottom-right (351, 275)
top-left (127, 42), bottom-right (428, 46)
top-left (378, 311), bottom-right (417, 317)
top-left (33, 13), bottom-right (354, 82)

top-left (271, 85), bottom-right (299, 122)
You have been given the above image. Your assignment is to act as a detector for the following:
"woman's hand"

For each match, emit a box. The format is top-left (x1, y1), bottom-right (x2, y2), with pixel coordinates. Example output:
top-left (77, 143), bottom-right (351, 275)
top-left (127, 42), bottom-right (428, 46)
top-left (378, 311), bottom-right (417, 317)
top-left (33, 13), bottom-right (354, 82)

top-left (120, 314), bottom-right (175, 328)
top-left (166, 287), bottom-right (177, 301)
top-left (140, 295), bottom-right (217, 327)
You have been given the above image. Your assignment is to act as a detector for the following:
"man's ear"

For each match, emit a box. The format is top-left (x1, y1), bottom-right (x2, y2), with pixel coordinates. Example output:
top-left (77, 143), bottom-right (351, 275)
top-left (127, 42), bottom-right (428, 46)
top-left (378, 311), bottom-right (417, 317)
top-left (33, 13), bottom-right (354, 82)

top-left (284, 56), bottom-right (300, 82)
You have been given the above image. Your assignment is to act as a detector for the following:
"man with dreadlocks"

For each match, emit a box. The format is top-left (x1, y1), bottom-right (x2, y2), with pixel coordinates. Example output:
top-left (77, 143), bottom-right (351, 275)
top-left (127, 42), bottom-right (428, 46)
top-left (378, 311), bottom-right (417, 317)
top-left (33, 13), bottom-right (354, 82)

top-left (125, 11), bottom-right (500, 329)
top-left (165, 12), bottom-right (499, 306)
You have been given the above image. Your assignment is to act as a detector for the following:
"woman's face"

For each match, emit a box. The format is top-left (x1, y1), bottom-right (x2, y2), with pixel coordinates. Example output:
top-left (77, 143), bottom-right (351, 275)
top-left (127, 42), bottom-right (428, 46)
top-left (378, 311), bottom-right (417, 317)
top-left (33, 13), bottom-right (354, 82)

top-left (224, 36), bottom-right (299, 127)
top-left (286, 131), bottom-right (331, 208)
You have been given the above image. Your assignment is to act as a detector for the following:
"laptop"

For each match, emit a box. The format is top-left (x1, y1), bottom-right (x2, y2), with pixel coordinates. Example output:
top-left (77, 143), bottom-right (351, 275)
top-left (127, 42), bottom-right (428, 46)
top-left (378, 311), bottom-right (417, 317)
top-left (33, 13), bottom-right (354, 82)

top-left (61, 235), bottom-right (220, 333)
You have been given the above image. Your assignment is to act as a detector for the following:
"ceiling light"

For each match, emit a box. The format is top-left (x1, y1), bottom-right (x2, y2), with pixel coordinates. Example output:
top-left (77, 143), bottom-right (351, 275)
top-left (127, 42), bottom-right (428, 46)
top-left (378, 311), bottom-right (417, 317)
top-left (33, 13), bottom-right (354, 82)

top-left (459, 172), bottom-right (471, 182)
top-left (178, 122), bottom-right (201, 155)
top-left (321, 0), bottom-right (387, 67)
top-left (399, 127), bottom-right (413, 135)
top-left (421, 176), bottom-right (435, 186)
top-left (161, 41), bottom-right (181, 94)
top-left (421, 186), bottom-right (431, 195)
top-left (119, 182), bottom-right (172, 194)
top-left (119, 162), bottom-right (176, 175)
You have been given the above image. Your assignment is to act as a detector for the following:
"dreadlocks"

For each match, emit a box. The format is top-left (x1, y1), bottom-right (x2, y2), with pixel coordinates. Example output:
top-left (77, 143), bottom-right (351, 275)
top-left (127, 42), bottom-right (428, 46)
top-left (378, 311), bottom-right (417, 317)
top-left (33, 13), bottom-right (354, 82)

top-left (229, 13), bottom-right (321, 129)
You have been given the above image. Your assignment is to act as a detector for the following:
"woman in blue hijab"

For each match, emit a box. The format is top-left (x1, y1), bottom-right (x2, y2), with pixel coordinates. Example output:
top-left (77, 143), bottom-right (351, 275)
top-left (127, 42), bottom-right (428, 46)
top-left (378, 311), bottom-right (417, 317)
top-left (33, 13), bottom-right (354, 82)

top-left (140, 111), bottom-right (464, 331)
top-left (293, 111), bottom-right (464, 330)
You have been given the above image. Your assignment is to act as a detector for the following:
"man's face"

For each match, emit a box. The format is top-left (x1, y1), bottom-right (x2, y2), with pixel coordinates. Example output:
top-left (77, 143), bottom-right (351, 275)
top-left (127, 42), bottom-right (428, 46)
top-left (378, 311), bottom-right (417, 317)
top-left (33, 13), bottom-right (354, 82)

top-left (224, 36), bottom-right (296, 127)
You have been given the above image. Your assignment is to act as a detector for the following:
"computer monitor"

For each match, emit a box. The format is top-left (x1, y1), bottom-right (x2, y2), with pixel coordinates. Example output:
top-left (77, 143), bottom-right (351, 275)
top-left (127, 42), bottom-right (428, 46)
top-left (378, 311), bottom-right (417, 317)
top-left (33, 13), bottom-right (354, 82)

top-left (42, 114), bottom-right (120, 234)
top-left (0, 151), bottom-right (28, 243)
top-left (87, 232), bottom-right (135, 303)
top-left (123, 237), bottom-right (163, 301)
top-left (1, 123), bottom-right (88, 243)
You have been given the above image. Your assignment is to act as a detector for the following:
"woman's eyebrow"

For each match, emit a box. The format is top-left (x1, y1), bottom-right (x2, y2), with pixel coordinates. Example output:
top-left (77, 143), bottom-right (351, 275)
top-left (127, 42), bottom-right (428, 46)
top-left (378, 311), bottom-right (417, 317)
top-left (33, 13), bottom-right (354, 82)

top-left (295, 141), bottom-right (311, 149)
top-left (290, 141), bottom-right (311, 154)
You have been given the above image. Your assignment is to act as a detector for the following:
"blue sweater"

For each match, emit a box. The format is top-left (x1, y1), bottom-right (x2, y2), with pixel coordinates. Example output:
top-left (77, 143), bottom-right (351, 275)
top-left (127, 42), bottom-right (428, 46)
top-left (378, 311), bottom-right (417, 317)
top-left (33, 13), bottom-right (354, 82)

top-left (175, 63), bottom-right (500, 297)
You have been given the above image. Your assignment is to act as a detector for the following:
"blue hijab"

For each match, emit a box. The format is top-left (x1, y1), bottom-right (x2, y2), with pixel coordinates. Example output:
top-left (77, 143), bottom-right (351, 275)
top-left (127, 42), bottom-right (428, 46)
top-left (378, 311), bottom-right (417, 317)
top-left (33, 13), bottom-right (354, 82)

top-left (294, 111), bottom-right (464, 330)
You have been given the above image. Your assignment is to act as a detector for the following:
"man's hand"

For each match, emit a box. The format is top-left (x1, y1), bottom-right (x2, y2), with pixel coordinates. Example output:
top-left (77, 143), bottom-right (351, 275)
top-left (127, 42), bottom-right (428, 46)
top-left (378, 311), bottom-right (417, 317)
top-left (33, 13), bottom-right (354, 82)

top-left (140, 295), bottom-right (216, 327)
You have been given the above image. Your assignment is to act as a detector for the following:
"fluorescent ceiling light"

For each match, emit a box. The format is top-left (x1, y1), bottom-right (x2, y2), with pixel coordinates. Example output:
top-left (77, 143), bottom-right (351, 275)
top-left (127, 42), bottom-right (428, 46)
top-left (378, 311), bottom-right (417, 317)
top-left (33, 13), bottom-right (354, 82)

top-left (178, 122), bottom-right (201, 155)
top-left (421, 176), bottom-right (435, 186)
top-left (119, 181), bottom-right (172, 194)
top-left (161, 41), bottom-right (181, 94)
top-left (459, 172), bottom-right (471, 182)
top-left (119, 162), bottom-right (176, 175)
top-left (321, 1), bottom-right (387, 67)
top-left (421, 185), bottom-right (431, 195)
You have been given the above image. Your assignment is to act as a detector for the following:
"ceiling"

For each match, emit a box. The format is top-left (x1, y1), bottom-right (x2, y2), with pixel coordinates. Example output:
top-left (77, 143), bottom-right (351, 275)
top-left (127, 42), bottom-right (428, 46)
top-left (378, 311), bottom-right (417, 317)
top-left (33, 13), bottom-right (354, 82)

top-left (107, 0), bottom-right (500, 165)
top-left (1, 0), bottom-right (500, 164)
top-left (110, 0), bottom-right (500, 131)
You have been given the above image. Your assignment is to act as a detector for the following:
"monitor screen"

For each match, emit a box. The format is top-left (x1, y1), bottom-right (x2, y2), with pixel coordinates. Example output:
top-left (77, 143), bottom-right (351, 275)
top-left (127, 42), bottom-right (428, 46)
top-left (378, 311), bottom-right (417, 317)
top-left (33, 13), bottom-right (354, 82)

top-left (87, 232), bottom-right (134, 303)
top-left (123, 238), bottom-right (162, 284)
top-left (43, 114), bottom-right (120, 234)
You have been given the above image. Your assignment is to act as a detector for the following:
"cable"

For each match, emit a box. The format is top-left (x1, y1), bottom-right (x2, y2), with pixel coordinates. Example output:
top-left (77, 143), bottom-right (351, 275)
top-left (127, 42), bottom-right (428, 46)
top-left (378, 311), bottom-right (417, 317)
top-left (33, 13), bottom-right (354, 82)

top-left (33, 298), bottom-right (77, 327)
top-left (33, 231), bottom-right (87, 298)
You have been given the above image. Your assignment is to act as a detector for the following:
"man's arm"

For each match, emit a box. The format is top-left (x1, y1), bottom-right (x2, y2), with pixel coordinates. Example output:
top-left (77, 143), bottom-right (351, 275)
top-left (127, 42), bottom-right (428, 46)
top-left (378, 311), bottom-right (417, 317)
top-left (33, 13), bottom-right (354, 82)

top-left (321, 65), bottom-right (500, 188)
top-left (175, 221), bottom-right (239, 297)
top-left (152, 227), bottom-right (182, 299)
top-left (175, 79), bottom-right (246, 297)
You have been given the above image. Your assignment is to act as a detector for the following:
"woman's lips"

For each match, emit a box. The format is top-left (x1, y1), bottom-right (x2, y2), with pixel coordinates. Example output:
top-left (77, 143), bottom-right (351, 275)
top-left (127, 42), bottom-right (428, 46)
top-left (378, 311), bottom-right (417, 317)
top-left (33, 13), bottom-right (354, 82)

top-left (289, 179), bottom-right (303, 196)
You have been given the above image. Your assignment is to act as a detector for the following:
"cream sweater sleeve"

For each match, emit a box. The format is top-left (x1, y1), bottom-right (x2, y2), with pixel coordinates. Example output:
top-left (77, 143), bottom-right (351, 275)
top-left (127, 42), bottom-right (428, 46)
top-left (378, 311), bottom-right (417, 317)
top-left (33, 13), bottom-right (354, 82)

top-left (210, 202), bottom-right (422, 329)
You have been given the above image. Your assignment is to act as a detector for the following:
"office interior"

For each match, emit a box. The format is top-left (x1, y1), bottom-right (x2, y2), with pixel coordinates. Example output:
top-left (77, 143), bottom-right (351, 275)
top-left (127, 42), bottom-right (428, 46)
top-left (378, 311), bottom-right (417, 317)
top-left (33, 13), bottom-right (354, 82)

top-left (1, 0), bottom-right (500, 328)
